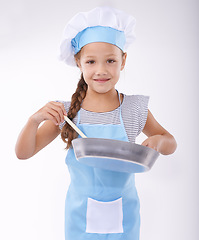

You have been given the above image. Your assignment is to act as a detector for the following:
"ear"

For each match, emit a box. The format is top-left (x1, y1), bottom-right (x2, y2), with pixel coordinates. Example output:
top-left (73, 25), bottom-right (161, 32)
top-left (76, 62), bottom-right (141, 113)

top-left (121, 52), bottom-right (127, 71)
top-left (75, 58), bottom-right (82, 71)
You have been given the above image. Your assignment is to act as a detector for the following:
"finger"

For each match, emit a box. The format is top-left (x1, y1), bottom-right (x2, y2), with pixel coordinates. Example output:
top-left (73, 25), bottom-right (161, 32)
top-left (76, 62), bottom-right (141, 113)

top-left (45, 112), bottom-right (59, 126)
top-left (146, 144), bottom-right (158, 151)
top-left (141, 139), bottom-right (149, 147)
top-left (51, 101), bottom-right (67, 116)
top-left (141, 140), bottom-right (157, 151)
top-left (46, 107), bottom-right (62, 125)
top-left (47, 103), bottom-right (65, 123)
top-left (52, 102), bottom-right (67, 120)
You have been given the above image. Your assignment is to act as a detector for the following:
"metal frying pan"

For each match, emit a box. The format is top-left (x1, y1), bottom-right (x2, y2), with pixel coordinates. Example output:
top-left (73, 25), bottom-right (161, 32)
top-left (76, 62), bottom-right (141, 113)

top-left (64, 116), bottom-right (159, 173)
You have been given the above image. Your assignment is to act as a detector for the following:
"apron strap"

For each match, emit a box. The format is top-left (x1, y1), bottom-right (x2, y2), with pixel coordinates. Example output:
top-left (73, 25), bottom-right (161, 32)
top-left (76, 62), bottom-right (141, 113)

top-left (77, 109), bottom-right (81, 125)
top-left (117, 90), bottom-right (121, 105)
top-left (116, 90), bottom-right (123, 124)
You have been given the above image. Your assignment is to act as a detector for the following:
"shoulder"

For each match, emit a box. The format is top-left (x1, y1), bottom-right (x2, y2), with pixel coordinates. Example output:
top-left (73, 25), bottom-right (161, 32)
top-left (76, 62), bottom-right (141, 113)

top-left (121, 94), bottom-right (150, 137)
top-left (123, 94), bottom-right (149, 101)
top-left (122, 94), bottom-right (150, 109)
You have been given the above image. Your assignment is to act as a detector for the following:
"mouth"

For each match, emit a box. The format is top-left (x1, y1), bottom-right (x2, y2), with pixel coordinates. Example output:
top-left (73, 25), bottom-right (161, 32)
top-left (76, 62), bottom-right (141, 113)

top-left (93, 78), bottom-right (110, 83)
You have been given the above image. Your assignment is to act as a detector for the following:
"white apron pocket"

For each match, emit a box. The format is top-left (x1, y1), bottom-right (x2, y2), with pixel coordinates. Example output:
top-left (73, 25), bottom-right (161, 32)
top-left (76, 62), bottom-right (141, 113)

top-left (86, 197), bottom-right (123, 234)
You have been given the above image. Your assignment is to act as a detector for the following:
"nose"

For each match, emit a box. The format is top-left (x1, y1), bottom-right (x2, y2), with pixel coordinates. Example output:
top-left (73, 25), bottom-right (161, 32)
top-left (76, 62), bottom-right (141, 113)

top-left (95, 63), bottom-right (107, 76)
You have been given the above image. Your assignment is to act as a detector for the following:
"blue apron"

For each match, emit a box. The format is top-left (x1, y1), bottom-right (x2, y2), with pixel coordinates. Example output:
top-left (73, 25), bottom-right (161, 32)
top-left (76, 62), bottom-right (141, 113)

top-left (65, 93), bottom-right (140, 240)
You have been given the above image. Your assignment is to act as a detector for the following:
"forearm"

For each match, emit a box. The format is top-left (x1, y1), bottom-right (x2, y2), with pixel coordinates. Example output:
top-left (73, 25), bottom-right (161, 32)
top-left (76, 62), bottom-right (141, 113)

top-left (15, 101), bottom-right (66, 159)
top-left (15, 116), bottom-right (40, 159)
top-left (142, 110), bottom-right (177, 155)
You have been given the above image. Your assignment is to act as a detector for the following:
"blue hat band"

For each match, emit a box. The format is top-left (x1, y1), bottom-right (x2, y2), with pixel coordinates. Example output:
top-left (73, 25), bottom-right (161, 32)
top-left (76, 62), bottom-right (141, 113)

top-left (71, 26), bottom-right (126, 54)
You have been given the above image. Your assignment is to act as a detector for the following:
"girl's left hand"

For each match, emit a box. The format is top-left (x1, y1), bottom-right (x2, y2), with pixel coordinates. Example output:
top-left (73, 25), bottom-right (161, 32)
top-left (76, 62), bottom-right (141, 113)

top-left (141, 135), bottom-right (163, 152)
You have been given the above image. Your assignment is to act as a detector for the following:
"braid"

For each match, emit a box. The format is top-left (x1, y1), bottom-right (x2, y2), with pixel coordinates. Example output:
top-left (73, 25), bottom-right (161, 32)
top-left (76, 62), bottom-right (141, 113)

top-left (61, 73), bottom-right (87, 149)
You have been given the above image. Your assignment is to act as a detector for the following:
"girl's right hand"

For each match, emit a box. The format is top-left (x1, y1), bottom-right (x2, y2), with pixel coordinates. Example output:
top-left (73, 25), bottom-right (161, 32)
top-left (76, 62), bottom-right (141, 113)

top-left (30, 101), bottom-right (67, 126)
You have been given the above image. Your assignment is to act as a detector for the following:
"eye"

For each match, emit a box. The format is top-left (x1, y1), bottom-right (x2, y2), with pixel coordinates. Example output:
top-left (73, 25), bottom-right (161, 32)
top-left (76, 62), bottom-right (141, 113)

top-left (86, 60), bottom-right (95, 64)
top-left (107, 59), bottom-right (116, 63)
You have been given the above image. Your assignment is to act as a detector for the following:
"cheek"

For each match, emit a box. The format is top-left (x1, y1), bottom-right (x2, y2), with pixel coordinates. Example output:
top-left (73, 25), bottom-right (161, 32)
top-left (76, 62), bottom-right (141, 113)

top-left (112, 65), bottom-right (121, 75)
top-left (83, 68), bottom-right (91, 77)
top-left (81, 67), bottom-right (93, 81)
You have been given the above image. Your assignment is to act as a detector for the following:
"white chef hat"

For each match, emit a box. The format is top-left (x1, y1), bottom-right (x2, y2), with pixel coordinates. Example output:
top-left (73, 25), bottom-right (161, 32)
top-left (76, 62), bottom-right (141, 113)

top-left (59, 6), bottom-right (136, 66)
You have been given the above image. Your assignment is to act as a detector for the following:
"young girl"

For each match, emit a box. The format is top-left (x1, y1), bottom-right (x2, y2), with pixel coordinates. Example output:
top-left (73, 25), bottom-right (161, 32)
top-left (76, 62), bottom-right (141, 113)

top-left (15, 6), bottom-right (177, 240)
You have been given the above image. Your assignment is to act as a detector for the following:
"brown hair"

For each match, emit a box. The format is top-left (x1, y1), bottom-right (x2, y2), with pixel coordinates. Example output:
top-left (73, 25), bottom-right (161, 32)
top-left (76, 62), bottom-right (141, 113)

top-left (61, 72), bottom-right (88, 149)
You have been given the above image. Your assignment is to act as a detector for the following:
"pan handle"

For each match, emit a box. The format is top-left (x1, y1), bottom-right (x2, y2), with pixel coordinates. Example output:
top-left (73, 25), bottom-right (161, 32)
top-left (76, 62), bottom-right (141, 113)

top-left (64, 115), bottom-right (87, 138)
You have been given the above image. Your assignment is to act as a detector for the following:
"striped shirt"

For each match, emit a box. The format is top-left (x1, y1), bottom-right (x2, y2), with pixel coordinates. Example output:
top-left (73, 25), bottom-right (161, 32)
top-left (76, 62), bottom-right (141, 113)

top-left (59, 94), bottom-right (149, 143)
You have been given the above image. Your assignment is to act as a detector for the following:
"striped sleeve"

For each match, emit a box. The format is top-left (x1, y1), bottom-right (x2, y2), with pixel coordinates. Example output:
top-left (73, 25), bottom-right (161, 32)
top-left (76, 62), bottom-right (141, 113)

top-left (136, 95), bottom-right (149, 136)
top-left (55, 100), bottom-right (71, 130)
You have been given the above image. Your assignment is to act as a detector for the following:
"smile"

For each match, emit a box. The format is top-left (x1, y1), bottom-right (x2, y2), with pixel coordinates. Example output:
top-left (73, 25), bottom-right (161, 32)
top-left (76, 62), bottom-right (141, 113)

top-left (94, 78), bottom-right (110, 83)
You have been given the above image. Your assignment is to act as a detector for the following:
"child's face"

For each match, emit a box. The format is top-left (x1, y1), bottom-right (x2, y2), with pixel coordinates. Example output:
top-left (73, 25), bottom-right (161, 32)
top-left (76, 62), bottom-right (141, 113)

top-left (75, 42), bottom-right (127, 94)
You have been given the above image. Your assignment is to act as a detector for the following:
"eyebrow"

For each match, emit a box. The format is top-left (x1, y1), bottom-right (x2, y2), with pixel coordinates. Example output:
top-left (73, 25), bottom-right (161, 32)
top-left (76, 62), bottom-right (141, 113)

top-left (84, 54), bottom-right (118, 58)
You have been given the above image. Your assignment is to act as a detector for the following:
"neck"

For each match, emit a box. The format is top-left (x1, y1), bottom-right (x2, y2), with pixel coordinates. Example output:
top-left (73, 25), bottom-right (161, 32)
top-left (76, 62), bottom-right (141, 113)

top-left (82, 88), bottom-right (120, 112)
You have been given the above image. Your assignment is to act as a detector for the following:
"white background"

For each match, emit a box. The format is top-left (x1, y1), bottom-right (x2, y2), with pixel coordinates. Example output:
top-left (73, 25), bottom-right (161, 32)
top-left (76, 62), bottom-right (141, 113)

top-left (0, 0), bottom-right (198, 239)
